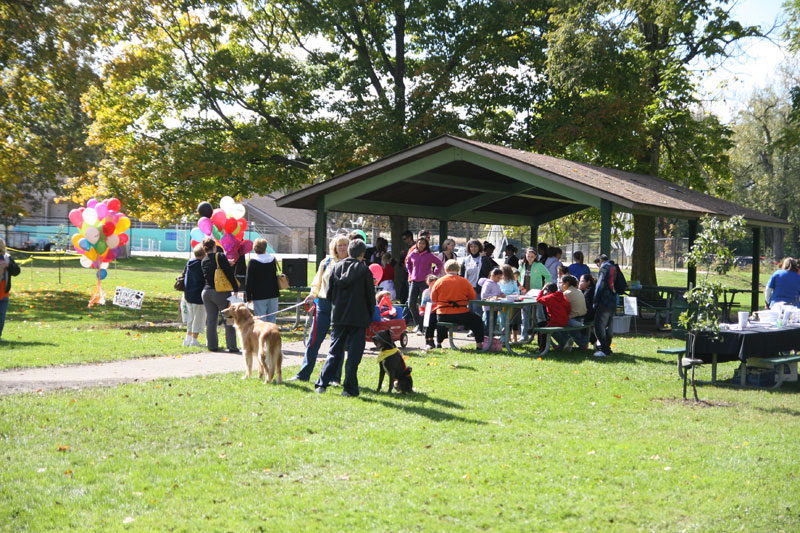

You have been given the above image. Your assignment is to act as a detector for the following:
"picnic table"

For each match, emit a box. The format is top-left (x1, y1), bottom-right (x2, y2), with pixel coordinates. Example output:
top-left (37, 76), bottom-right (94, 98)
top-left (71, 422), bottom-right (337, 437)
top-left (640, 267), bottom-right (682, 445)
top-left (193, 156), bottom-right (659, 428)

top-left (278, 286), bottom-right (310, 331)
top-left (469, 298), bottom-right (537, 356)
top-left (691, 323), bottom-right (800, 386)
top-left (632, 286), bottom-right (686, 329)
top-left (720, 288), bottom-right (752, 322)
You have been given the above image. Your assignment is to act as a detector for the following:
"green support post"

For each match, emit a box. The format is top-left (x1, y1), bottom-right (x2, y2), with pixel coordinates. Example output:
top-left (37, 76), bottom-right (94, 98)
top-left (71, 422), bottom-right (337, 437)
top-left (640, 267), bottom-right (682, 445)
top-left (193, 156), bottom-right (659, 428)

top-left (530, 225), bottom-right (538, 249)
top-left (315, 197), bottom-right (327, 266)
top-left (600, 200), bottom-right (612, 256)
top-left (687, 219), bottom-right (698, 289)
top-left (438, 220), bottom-right (448, 249)
top-left (751, 226), bottom-right (760, 312)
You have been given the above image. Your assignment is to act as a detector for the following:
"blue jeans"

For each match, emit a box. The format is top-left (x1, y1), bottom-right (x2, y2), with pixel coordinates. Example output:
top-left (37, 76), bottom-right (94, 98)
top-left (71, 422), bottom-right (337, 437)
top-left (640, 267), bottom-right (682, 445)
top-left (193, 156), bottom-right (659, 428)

top-left (316, 325), bottom-right (366, 396)
top-left (594, 307), bottom-right (615, 355)
top-left (296, 299), bottom-right (340, 382)
top-left (0, 297), bottom-right (8, 339)
top-left (554, 318), bottom-right (588, 348)
top-left (252, 298), bottom-right (279, 324)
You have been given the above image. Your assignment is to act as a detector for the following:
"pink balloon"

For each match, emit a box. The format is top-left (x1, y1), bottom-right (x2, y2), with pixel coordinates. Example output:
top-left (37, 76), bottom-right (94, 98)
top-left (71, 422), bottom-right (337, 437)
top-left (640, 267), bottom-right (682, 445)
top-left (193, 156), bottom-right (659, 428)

top-left (68, 209), bottom-right (83, 228)
top-left (95, 202), bottom-right (109, 220)
top-left (198, 217), bottom-right (213, 235)
top-left (369, 263), bottom-right (383, 283)
top-left (239, 240), bottom-right (253, 255)
top-left (220, 233), bottom-right (237, 252)
top-left (226, 250), bottom-right (239, 262)
top-left (87, 198), bottom-right (98, 208)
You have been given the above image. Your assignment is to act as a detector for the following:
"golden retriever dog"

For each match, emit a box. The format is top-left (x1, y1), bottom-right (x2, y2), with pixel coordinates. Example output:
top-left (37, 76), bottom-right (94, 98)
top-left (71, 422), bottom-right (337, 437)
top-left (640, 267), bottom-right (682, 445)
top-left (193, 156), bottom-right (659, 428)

top-left (221, 303), bottom-right (283, 384)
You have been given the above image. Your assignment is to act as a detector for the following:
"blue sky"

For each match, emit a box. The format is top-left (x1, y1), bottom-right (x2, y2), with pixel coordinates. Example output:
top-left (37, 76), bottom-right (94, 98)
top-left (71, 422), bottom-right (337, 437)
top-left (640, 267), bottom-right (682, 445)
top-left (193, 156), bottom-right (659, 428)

top-left (698, 0), bottom-right (790, 122)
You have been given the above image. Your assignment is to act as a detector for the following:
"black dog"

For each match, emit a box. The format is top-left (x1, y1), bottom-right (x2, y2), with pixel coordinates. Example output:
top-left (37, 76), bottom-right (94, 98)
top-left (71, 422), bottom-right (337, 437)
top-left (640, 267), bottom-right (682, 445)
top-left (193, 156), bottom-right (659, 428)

top-left (374, 330), bottom-right (413, 393)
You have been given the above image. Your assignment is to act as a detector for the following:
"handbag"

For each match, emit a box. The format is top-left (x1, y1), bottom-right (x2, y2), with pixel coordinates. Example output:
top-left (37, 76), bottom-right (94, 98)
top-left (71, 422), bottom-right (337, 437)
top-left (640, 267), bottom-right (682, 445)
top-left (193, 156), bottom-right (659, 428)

top-left (214, 253), bottom-right (234, 292)
top-left (174, 265), bottom-right (187, 292)
top-left (276, 261), bottom-right (289, 290)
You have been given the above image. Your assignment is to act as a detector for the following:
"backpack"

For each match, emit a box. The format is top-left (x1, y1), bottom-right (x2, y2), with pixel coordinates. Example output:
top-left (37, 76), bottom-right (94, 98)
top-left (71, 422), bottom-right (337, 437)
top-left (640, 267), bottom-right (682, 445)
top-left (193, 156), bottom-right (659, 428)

top-left (610, 263), bottom-right (627, 294)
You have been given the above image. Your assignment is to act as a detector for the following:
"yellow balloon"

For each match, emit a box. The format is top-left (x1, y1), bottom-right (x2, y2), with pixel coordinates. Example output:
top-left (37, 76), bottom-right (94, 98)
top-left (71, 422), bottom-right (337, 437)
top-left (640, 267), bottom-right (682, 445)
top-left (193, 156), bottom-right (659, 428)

top-left (85, 248), bottom-right (98, 261)
top-left (71, 234), bottom-right (83, 250)
top-left (115, 216), bottom-right (131, 234)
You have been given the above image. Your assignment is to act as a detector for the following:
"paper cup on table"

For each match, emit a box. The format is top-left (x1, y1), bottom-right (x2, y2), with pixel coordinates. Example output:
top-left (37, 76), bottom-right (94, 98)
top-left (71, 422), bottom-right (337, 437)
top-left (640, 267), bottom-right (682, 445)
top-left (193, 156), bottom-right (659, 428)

top-left (737, 311), bottom-right (749, 329)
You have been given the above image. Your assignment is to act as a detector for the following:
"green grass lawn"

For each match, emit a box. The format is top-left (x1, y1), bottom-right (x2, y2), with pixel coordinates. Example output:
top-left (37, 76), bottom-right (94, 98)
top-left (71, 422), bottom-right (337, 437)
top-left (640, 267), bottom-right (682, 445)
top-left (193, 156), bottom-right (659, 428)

top-left (0, 256), bottom-right (303, 369)
top-left (1, 257), bottom-right (799, 530)
top-left (1, 337), bottom-right (798, 530)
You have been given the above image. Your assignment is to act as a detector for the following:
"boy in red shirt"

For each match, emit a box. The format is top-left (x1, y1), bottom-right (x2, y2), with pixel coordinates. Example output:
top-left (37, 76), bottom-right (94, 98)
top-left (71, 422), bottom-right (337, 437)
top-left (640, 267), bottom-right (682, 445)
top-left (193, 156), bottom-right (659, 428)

top-left (536, 282), bottom-right (571, 350)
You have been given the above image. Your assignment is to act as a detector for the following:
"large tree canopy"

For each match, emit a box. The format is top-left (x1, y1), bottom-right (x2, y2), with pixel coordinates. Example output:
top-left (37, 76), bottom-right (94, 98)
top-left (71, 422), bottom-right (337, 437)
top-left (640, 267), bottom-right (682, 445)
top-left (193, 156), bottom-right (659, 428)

top-left (74, 0), bottom-right (550, 222)
top-left (0, 0), bottom-right (102, 226)
top-left (535, 0), bottom-right (758, 284)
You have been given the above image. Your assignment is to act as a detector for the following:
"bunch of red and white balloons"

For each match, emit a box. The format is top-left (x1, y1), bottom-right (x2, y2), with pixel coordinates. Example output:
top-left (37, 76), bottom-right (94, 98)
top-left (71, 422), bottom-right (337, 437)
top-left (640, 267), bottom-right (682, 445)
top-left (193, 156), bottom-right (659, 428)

top-left (192, 197), bottom-right (253, 262)
top-left (69, 198), bottom-right (131, 280)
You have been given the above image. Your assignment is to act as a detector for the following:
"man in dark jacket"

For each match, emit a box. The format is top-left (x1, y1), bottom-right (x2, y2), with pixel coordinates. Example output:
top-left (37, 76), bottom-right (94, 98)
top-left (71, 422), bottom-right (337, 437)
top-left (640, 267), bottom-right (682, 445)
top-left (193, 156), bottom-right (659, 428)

top-left (315, 239), bottom-right (375, 397)
top-left (593, 254), bottom-right (617, 357)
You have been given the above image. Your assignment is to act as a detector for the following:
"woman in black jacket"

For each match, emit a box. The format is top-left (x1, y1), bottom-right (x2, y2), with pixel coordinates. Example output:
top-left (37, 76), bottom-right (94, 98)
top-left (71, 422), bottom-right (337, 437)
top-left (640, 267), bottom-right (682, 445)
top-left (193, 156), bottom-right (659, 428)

top-left (245, 238), bottom-right (280, 323)
top-left (0, 238), bottom-right (21, 342)
top-left (200, 238), bottom-right (240, 353)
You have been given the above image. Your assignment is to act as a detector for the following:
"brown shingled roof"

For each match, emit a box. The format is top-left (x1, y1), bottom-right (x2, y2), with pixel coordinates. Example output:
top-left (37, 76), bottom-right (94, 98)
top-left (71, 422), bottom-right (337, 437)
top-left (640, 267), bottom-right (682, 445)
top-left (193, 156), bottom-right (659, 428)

top-left (277, 134), bottom-right (788, 228)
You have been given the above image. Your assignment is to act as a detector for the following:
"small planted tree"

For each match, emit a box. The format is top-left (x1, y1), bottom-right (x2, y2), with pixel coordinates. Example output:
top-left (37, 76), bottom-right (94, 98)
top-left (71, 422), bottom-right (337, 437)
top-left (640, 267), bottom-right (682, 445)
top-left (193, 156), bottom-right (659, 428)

top-left (678, 215), bottom-right (747, 399)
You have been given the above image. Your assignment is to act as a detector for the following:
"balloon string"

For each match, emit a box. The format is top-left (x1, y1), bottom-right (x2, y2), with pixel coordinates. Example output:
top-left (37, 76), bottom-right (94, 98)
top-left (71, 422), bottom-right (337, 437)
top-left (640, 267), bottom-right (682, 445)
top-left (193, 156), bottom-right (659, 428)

top-left (88, 277), bottom-right (103, 307)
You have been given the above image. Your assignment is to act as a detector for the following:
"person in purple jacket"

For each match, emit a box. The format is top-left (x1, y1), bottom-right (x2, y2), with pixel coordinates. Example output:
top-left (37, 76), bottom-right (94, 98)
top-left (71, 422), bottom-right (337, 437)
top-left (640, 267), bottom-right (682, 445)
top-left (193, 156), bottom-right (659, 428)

top-left (405, 237), bottom-right (443, 331)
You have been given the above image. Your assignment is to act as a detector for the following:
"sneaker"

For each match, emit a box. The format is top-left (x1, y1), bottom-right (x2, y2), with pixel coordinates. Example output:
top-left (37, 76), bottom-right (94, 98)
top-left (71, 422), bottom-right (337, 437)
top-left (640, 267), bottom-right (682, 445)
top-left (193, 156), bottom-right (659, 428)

top-left (182, 338), bottom-right (191, 346)
top-left (436, 343), bottom-right (443, 349)
top-left (228, 348), bottom-right (241, 354)
top-left (341, 391), bottom-right (357, 397)
top-left (286, 375), bottom-right (308, 382)
top-left (315, 386), bottom-right (326, 394)
top-left (329, 381), bottom-right (341, 387)
top-left (208, 347), bottom-right (224, 352)
top-left (467, 332), bottom-right (474, 338)
top-left (593, 350), bottom-right (607, 357)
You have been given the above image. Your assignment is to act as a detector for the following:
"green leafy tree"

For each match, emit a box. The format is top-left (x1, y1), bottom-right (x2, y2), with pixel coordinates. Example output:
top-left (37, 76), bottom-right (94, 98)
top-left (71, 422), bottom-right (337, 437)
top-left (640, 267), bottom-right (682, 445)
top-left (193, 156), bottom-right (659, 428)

top-left (0, 0), bottom-right (102, 225)
top-left (535, 0), bottom-right (758, 286)
top-left (729, 78), bottom-right (800, 259)
top-left (76, 0), bottom-right (551, 223)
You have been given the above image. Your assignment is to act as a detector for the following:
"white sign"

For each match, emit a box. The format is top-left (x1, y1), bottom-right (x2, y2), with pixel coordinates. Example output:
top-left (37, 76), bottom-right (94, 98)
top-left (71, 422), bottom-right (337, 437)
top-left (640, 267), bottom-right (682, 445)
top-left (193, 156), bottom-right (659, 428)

top-left (113, 286), bottom-right (145, 310)
top-left (623, 296), bottom-right (638, 316)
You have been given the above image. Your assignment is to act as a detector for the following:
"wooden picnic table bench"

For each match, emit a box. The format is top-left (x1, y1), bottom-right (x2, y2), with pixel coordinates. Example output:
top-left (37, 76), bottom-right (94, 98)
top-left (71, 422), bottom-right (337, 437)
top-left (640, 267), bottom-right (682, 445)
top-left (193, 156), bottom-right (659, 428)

top-left (742, 354), bottom-right (800, 388)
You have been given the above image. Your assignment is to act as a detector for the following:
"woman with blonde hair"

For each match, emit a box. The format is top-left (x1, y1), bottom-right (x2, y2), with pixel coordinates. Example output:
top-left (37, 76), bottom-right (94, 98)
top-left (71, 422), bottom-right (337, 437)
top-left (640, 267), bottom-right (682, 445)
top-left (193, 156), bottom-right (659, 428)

top-left (0, 238), bottom-right (21, 342)
top-left (287, 235), bottom-right (350, 382)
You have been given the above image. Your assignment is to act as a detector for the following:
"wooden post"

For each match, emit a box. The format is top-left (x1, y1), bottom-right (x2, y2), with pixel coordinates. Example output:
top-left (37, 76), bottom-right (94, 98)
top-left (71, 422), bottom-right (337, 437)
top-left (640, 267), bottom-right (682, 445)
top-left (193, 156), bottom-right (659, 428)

top-left (751, 226), bottom-right (760, 312)
top-left (687, 219), bottom-right (698, 289)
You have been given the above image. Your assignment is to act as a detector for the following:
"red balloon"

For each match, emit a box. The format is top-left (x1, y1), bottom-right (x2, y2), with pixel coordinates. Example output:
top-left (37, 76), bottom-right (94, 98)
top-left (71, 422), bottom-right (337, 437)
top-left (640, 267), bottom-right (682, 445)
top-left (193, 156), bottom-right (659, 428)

top-left (211, 209), bottom-right (227, 230)
top-left (238, 218), bottom-right (247, 233)
top-left (107, 198), bottom-right (121, 212)
top-left (118, 233), bottom-right (129, 245)
top-left (191, 239), bottom-right (199, 248)
top-left (369, 263), bottom-right (384, 284)
top-left (224, 217), bottom-right (237, 233)
top-left (102, 221), bottom-right (115, 236)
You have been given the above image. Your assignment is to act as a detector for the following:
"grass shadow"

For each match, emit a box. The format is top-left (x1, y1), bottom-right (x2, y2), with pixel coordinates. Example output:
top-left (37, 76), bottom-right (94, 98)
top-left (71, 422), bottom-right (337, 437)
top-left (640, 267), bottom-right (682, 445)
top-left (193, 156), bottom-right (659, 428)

top-left (0, 339), bottom-right (57, 348)
top-left (368, 389), bottom-right (464, 410)
top-left (357, 391), bottom-right (485, 425)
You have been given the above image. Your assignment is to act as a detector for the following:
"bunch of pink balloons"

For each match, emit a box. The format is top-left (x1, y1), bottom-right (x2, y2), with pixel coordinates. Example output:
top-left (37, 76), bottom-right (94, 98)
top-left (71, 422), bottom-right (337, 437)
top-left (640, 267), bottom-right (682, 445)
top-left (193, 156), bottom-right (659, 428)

top-left (69, 198), bottom-right (131, 280)
top-left (191, 196), bottom-right (253, 262)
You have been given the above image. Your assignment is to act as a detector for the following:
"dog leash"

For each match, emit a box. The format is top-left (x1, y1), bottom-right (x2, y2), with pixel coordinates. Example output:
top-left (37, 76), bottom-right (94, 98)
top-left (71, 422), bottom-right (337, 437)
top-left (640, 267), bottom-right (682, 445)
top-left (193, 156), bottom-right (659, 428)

top-left (252, 301), bottom-right (310, 321)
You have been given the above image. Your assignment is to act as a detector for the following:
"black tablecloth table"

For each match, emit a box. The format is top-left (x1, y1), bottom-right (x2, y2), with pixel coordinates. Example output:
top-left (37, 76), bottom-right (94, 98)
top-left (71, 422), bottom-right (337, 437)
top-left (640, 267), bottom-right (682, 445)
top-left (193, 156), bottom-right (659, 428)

top-left (690, 324), bottom-right (800, 382)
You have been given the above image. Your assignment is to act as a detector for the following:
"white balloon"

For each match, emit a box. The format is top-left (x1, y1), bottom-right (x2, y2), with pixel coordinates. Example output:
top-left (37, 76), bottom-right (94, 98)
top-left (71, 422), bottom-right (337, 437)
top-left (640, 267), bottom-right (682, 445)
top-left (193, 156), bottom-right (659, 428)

top-left (85, 226), bottom-right (101, 244)
top-left (83, 207), bottom-right (98, 226)
top-left (101, 262), bottom-right (110, 269)
top-left (105, 234), bottom-right (120, 249)
top-left (80, 257), bottom-right (93, 268)
top-left (220, 196), bottom-right (236, 215)
top-left (230, 203), bottom-right (246, 219)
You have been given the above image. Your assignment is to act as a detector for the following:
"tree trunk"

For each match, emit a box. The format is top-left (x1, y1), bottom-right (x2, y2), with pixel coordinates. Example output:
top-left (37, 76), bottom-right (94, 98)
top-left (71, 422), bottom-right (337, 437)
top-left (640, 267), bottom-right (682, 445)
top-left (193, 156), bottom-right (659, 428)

top-left (631, 214), bottom-right (658, 286)
top-left (772, 227), bottom-right (784, 261)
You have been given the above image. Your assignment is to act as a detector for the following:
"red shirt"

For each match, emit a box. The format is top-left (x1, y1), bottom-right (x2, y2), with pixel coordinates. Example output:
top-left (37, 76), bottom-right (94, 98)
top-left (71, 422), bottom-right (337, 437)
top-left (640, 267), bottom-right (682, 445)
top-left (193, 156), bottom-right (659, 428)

top-left (536, 291), bottom-right (570, 327)
top-left (380, 263), bottom-right (395, 283)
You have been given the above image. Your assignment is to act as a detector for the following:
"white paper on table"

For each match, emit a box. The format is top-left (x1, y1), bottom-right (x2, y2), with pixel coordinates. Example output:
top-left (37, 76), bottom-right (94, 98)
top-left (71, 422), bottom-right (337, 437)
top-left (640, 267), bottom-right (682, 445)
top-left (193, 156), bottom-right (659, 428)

top-left (423, 303), bottom-right (432, 327)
